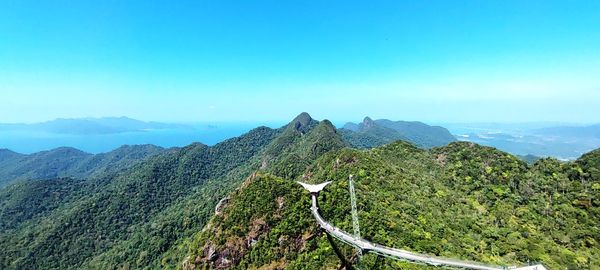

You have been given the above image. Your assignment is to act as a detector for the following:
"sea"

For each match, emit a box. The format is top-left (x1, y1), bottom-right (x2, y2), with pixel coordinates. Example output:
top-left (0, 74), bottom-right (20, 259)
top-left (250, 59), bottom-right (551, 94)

top-left (0, 122), bottom-right (280, 154)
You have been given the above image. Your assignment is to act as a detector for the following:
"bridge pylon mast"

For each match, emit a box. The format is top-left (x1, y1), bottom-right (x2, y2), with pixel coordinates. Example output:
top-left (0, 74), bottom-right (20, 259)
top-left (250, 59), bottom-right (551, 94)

top-left (349, 175), bottom-right (362, 258)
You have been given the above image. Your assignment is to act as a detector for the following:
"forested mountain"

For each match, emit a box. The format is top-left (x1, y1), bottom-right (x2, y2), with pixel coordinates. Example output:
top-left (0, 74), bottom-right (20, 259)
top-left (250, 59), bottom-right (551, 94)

top-left (184, 142), bottom-right (599, 270)
top-left (67, 144), bottom-right (169, 179)
top-left (517, 154), bottom-right (541, 164)
top-left (0, 177), bottom-right (88, 231)
top-left (1, 113), bottom-right (598, 270)
top-left (0, 149), bottom-right (23, 162)
top-left (0, 147), bottom-right (92, 187)
top-left (0, 113), bottom-right (348, 269)
top-left (340, 117), bottom-right (456, 149)
top-left (0, 144), bottom-right (166, 187)
top-left (261, 113), bottom-right (347, 180)
top-left (0, 124), bottom-right (278, 269)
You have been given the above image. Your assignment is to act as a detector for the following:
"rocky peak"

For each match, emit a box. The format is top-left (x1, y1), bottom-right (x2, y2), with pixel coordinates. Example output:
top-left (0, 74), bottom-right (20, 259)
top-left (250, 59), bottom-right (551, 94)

top-left (318, 119), bottom-right (337, 133)
top-left (292, 112), bottom-right (313, 125)
top-left (361, 116), bottom-right (375, 128)
top-left (289, 112), bottom-right (317, 134)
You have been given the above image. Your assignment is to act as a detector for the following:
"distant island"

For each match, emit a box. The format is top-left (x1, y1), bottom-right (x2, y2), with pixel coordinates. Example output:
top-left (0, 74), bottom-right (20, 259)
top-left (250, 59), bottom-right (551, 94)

top-left (447, 122), bottom-right (600, 160)
top-left (339, 117), bottom-right (456, 148)
top-left (0, 116), bottom-right (190, 135)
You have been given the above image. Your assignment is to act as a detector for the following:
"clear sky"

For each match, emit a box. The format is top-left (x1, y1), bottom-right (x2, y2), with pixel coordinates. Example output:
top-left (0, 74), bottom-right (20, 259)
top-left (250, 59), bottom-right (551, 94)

top-left (1, 0), bottom-right (599, 124)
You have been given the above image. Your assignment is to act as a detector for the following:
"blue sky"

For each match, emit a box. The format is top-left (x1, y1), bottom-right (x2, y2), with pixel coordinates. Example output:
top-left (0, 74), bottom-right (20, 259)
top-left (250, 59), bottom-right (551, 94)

top-left (1, 0), bottom-right (599, 124)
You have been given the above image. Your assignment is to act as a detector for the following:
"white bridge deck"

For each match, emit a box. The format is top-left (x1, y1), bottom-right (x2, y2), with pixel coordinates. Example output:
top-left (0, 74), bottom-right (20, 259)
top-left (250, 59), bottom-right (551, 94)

top-left (298, 181), bottom-right (547, 270)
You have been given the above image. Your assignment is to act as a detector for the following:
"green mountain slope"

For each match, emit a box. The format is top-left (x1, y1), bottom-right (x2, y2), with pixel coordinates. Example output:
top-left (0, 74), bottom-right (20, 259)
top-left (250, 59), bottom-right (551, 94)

top-left (2, 113), bottom-right (598, 270)
top-left (0, 147), bottom-right (91, 186)
top-left (340, 117), bottom-right (405, 149)
top-left (0, 149), bottom-right (24, 163)
top-left (340, 117), bottom-right (456, 149)
top-left (577, 148), bottom-right (600, 181)
top-left (184, 141), bottom-right (599, 269)
top-left (517, 154), bottom-right (541, 164)
top-left (263, 114), bottom-right (347, 180)
top-left (0, 125), bottom-right (279, 269)
top-left (0, 177), bottom-right (88, 231)
top-left (95, 113), bottom-right (345, 269)
top-left (0, 113), bottom-right (347, 269)
top-left (0, 144), bottom-right (165, 187)
top-left (68, 144), bottom-right (168, 179)
top-left (376, 119), bottom-right (457, 147)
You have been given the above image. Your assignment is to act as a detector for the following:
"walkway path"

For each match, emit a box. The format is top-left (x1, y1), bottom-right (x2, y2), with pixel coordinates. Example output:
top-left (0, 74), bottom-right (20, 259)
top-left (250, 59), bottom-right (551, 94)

top-left (297, 181), bottom-right (547, 270)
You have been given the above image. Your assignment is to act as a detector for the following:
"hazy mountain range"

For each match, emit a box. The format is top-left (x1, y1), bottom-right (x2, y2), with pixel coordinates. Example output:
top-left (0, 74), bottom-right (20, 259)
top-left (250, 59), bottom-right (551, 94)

top-left (0, 117), bottom-right (256, 154)
top-left (0, 117), bottom-right (189, 135)
top-left (0, 116), bottom-right (454, 187)
top-left (0, 145), bottom-right (167, 187)
top-left (449, 123), bottom-right (600, 160)
top-left (0, 113), bottom-right (598, 269)
top-left (340, 117), bottom-right (456, 148)
top-left (2, 116), bottom-right (599, 160)
top-left (534, 124), bottom-right (600, 138)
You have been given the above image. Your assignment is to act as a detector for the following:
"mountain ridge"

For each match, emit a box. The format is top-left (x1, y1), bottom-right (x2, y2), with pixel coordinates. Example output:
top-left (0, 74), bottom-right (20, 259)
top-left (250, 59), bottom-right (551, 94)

top-left (0, 113), bottom-right (598, 270)
top-left (0, 116), bottom-right (190, 135)
top-left (0, 144), bottom-right (166, 187)
top-left (0, 112), bottom-right (348, 269)
top-left (340, 117), bottom-right (456, 149)
top-left (184, 140), bottom-right (599, 269)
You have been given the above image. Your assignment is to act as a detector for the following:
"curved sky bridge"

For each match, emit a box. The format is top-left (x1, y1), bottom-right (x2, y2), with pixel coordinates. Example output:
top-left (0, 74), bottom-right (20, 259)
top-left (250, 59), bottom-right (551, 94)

top-left (297, 181), bottom-right (547, 270)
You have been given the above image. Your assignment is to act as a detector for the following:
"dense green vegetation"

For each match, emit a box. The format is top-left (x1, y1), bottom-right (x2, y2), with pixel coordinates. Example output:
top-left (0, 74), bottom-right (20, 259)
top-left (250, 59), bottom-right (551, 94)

top-left (518, 154), bottom-right (542, 164)
top-left (0, 113), bottom-right (348, 269)
top-left (1, 113), bottom-right (598, 270)
top-left (375, 119), bottom-right (456, 147)
top-left (183, 173), bottom-right (321, 269)
top-left (339, 120), bottom-right (404, 149)
top-left (186, 141), bottom-right (600, 269)
top-left (263, 114), bottom-right (347, 180)
top-left (0, 178), bottom-right (87, 231)
top-left (0, 147), bottom-right (91, 187)
top-left (0, 126), bottom-right (279, 269)
top-left (0, 144), bottom-right (165, 187)
top-left (341, 117), bottom-right (456, 149)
